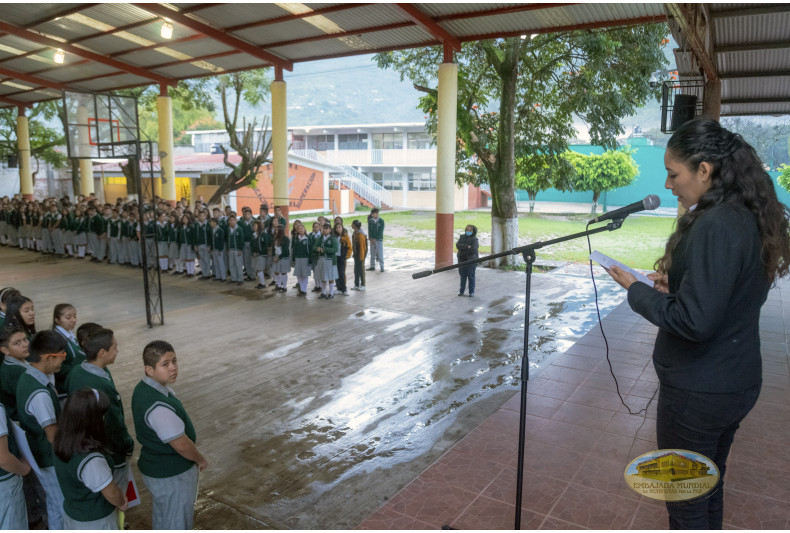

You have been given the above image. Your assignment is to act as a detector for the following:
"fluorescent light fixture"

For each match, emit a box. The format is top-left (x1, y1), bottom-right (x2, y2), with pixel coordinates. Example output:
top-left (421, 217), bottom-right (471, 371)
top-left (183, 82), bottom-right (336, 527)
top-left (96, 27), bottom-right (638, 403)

top-left (53, 49), bottom-right (65, 64)
top-left (161, 21), bottom-right (174, 39)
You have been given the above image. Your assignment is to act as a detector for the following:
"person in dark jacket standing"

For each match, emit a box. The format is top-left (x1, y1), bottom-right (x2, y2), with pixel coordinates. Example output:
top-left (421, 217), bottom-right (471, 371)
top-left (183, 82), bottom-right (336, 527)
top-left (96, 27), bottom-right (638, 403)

top-left (456, 224), bottom-right (479, 297)
top-left (605, 118), bottom-right (790, 530)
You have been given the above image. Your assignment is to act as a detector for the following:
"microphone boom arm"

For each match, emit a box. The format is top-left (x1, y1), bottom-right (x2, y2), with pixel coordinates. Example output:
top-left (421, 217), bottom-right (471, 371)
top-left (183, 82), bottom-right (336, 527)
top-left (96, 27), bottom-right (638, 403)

top-left (412, 218), bottom-right (625, 279)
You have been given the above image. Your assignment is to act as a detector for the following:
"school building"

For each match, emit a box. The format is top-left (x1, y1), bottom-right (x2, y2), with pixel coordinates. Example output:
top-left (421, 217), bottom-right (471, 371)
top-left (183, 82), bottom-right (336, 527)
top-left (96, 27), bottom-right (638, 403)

top-left (184, 122), bottom-right (489, 214)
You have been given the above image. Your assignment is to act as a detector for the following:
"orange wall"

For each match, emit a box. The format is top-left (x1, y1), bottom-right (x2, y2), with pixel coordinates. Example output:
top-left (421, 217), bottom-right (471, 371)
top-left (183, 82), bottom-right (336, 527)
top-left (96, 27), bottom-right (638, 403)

top-left (235, 162), bottom-right (324, 213)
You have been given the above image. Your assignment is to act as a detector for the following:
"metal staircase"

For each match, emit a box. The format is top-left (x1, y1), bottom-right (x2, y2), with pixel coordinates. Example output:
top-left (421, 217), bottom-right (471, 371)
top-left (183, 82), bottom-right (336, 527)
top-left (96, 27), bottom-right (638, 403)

top-left (290, 149), bottom-right (391, 208)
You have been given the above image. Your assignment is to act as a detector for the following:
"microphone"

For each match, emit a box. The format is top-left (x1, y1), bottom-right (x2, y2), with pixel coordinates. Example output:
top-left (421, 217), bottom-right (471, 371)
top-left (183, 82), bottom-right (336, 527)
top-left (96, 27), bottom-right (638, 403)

top-left (588, 195), bottom-right (660, 224)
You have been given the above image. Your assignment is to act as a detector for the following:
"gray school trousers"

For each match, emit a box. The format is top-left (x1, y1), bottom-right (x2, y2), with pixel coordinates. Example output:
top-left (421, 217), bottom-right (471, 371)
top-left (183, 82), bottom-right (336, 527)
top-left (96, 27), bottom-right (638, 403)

top-left (212, 250), bottom-right (226, 280)
top-left (197, 244), bottom-right (211, 277)
top-left (108, 237), bottom-right (120, 263)
top-left (228, 249), bottom-right (244, 281)
top-left (142, 465), bottom-right (198, 531)
top-left (369, 239), bottom-right (384, 268)
top-left (0, 475), bottom-right (27, 530)
top-left (242, 242), bottom-right (252, 278)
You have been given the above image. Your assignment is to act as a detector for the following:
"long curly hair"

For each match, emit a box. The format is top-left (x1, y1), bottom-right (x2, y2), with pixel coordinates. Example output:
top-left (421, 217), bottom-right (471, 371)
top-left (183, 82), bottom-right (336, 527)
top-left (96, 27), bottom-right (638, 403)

top-left (656, 118), bottom-right (790, 281)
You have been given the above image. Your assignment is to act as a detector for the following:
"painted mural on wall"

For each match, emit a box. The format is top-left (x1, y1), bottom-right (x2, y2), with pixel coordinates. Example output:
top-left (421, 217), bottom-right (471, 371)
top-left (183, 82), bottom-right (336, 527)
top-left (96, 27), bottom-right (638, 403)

top-left (235, 162), bottom-right (323, 213)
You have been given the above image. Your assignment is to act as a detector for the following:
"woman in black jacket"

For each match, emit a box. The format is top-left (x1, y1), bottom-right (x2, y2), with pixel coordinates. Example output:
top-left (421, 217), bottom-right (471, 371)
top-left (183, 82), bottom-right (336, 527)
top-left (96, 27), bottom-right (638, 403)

top-left (456, 224), bottom-right (479, 297)
top-left (606, 118), bottom-right (790, 529)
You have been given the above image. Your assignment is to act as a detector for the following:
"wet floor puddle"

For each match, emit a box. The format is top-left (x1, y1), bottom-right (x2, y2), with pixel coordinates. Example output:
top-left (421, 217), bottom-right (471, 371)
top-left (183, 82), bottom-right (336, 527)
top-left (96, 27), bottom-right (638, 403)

top-left (203, 272), bottom-right (625, 528)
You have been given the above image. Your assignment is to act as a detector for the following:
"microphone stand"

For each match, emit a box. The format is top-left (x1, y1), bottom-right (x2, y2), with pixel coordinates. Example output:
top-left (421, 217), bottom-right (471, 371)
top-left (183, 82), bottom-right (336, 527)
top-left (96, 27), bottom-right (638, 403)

top-left (413, 218), bottom-right (626, 529)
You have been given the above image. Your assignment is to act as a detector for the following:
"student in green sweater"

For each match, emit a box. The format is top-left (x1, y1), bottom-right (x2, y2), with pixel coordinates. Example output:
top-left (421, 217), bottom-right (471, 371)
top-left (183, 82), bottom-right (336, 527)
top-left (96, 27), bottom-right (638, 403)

top-left (0, 326), bottom-right (29, 421)
top-left (54, 389), bottom-right (128, 530)
top-left (52, 303), bottom-right (86, 397)
top-left (131, 340), bottom-right (207, 530)
top-left (65, 328), bottom-right (134, 491)
top-left (16, 330), bottom-right (67, 530)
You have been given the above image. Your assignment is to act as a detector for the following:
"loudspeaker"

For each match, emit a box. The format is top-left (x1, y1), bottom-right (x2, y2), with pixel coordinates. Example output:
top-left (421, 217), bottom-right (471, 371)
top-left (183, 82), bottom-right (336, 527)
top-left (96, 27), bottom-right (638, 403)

top-left (671, 94), bottom-right (697, 131)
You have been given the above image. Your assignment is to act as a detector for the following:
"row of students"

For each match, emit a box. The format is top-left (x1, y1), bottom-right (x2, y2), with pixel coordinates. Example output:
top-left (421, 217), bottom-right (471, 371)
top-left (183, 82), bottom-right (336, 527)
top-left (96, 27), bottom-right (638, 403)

top-left (3, 195), bottom-right (377, 293)
top-left (0, 294), bottom-right (206, 530)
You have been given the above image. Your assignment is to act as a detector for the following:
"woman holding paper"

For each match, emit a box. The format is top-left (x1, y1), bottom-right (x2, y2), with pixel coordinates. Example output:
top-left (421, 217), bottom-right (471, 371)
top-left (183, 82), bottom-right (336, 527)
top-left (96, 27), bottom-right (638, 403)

top-left (605, 117), bottom-right (790, 530)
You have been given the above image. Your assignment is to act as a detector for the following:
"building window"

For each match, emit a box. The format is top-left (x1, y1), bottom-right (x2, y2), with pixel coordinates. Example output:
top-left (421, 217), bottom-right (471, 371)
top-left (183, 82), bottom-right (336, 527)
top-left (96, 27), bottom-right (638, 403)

top-left (407, 132), bottom-right (433, 149)
top-left (198, 173), bottom-right (225, 186)
top-left (372, 171), bottom-right (403, 190)
top-left (307, 134), bottom-right (333, 151)
top-left (338, 133), bottom-right (367, 150)
top-left (291, 134), bottom-right (306, 150)
top-left (372, 133), bottom-right (403, 150)
top-left (408, 171), bottom-right (436, 191)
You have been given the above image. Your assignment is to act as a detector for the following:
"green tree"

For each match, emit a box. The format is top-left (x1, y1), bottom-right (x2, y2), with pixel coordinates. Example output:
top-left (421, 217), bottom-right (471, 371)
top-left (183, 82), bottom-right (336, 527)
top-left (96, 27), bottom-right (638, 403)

top-left (376, 25), bottom-right (667, 265)
top-left (0, 102), bottom-right (68, 187)
top-left (566, 148), bottom-right (639, 214)
top-left (515, 151), bottom-right (575, 212)
top-left (778, 164), bottom-right (790, 194)
top-left (208, 69), bottom-right (273, 205)
top-left (116, 79), bottom-right (218, 144)
top-left (721, 117), bottom-right (790, 170)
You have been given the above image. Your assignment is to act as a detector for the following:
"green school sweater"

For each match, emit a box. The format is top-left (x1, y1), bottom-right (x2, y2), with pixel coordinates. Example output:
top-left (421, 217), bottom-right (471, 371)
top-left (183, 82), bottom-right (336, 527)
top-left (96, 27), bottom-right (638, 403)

top-left (16, 371), bottom-right (61, 468)
top-left (54, 330), bottom-right (86, 395)
top-left (131, 379), bottom-right (197, 478)
top-left (0, 358), bottom-right (27, 420)
top-left (54, 451), bottom-right (116, 522)
top-left (66, 363), bottom-right (134, 465)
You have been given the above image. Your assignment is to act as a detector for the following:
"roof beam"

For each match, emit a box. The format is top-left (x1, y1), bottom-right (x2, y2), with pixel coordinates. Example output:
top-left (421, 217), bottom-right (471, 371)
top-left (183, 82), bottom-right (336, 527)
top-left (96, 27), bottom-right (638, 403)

top-left (132, 3), bottom-right (293, 71)
top-left (719, 70), bottom-right (790, 80)
top-left (665, 3), bottom-right (717, 82)
top-left (0, 94), bottom-right (29, 108)
top-left (435, 3), bottom-right (579, 22)
top-left (0, 65), bottom-right (69, 91)
top-left (711, 5), bottom-right (790, 19)
top-left (460, 15), bottom-right (667, 43)
top-left (226, 3), bottom-right (370, 32)
top-left (0, 20), bottom-right (173, 86)
top-left (393, 4), bottom-right (461, 51)
top-left (721, 98), bottom-right (790, 105)
top-left (716, 41), bottom-right (790, 53)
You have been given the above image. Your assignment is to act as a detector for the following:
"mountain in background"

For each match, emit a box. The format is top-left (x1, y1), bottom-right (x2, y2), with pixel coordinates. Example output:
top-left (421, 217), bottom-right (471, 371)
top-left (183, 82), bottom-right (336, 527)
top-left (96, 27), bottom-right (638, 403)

top-left (225, 42), bottom-right (677, 135)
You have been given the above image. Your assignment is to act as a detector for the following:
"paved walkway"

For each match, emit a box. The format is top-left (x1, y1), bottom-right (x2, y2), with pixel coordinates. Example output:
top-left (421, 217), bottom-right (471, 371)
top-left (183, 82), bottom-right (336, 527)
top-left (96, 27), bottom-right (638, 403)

top-left (358, 279), bottom-right (790, 529)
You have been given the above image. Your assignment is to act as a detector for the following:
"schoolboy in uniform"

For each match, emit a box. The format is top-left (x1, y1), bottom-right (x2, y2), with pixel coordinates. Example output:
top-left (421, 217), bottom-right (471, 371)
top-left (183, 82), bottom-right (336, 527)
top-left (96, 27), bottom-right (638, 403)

top-left (193, 211), bottom-right (212, 280)
top-left (367, 207), bottom-right (385, 272)
top-left (209, 217), bottom-right (225, 281)
top-left (226, 215), bottom-right (245, 284)
top-left (86, 206), bottom-right (99, 260)
top-left (239, 207), bottom-right (255, 281)
top-left (0, 326), bottom-right (30, 421)
top-left (107, 208), bottom-right (122, 264)
top-left (16, 330), bottom-right (67, 530)
top-left (0, 400), bottom-right (30, 529)
top-left (131, 340), bottom-right (207, 530)
top-left (66, 328), bottom-right (134, 490)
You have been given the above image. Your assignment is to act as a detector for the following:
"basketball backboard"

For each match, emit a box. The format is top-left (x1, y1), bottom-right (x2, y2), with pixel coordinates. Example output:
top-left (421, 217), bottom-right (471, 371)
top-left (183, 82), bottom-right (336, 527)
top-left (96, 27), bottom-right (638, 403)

top-left (63, 91), bottom-right (141, 159)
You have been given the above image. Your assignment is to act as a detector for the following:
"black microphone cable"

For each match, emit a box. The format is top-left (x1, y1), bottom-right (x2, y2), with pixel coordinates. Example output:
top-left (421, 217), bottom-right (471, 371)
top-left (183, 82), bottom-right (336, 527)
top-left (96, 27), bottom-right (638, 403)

top-left (584, 221), bottom-right (658, 421)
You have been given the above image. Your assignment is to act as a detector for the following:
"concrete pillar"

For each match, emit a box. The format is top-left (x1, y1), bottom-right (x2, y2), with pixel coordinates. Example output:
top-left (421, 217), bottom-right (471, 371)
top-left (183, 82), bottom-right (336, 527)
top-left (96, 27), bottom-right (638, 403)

top-left (77, 105), bottom-right (95, 196)
top-left (272, 67), bottom-right (289, 221)
top-left (16, 109), bottom-right (33, 200)
top-left (703, 78), bottom-right (721, 121)
top-left (157, 89), bottom-right (177, 204)
top-left (435, 53), bottom-right (458, 268)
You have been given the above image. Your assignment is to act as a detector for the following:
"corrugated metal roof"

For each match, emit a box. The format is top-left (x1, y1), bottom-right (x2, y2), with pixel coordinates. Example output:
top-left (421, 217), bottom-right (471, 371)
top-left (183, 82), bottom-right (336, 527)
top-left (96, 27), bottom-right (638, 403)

top-left (0, 2), bottom-right (783, 118)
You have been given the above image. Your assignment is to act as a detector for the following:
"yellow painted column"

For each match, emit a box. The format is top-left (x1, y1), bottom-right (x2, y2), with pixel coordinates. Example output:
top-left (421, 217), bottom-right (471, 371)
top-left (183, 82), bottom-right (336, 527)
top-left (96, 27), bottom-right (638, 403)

top-left (435, 58), bottom-right (458, 268)
top-left (271, 68), bottom-right (289, 220)
top-left (77, 105), bottom-right (94, 196)
top-left (157, 91), bottom-right (176, 204)
top-left (16, 110), bottom-right (33, 200)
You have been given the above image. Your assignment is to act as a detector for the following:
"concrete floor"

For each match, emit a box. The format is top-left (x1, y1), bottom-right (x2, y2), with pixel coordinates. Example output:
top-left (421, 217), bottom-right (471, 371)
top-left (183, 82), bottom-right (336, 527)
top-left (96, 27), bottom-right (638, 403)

top-left (0, 245), bottom-right (627, 529)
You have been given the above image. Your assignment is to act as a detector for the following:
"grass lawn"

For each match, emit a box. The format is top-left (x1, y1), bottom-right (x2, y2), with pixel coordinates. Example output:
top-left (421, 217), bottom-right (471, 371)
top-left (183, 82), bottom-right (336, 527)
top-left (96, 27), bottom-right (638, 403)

top-left (384, 210), bottom-right (676, 270)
